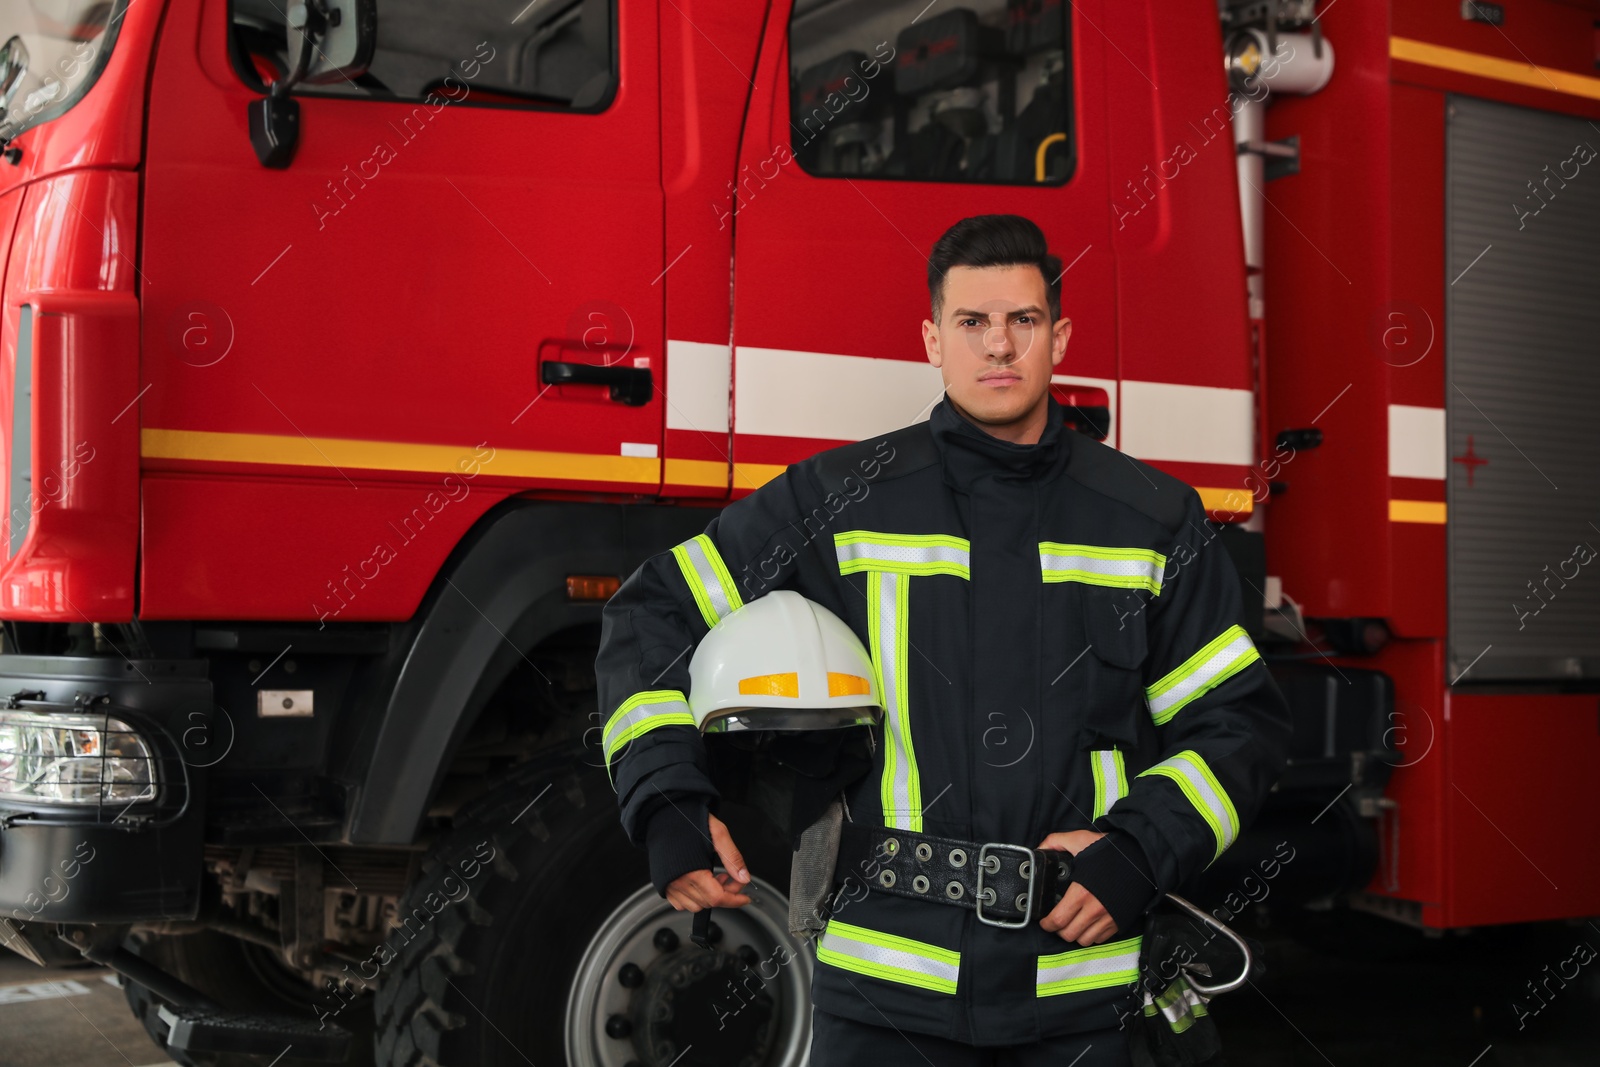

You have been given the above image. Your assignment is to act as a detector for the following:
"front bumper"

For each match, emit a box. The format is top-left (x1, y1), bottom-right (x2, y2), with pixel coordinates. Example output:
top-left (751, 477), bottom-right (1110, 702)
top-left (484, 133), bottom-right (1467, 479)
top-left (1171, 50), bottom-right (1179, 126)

top-left (0, 654), bottom-right (211, 923)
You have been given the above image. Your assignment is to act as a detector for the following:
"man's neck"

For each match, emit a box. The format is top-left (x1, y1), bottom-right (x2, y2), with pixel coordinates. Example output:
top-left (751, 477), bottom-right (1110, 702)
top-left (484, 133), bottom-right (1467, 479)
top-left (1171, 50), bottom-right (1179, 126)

top-left (947, 396), bottom-right (1050, 446)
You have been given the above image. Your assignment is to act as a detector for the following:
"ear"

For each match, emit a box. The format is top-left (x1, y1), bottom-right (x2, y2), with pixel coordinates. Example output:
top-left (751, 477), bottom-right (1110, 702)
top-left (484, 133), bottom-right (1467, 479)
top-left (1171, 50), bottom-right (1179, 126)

top-left (923, 318), bottom-right (943, 369)
top-left (1050, 317), bottom-right (1072, 368)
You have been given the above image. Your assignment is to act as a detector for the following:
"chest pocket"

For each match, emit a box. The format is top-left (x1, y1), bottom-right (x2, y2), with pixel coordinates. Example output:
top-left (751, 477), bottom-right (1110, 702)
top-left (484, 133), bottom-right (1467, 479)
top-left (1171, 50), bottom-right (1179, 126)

top-left (1077, 586), bottom-right (1151, 745)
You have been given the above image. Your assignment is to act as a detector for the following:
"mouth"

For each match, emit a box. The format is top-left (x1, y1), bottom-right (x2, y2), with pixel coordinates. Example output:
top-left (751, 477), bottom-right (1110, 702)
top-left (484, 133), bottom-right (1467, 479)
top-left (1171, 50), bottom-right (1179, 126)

top-left (978, 372), bottom-right (1022, 387)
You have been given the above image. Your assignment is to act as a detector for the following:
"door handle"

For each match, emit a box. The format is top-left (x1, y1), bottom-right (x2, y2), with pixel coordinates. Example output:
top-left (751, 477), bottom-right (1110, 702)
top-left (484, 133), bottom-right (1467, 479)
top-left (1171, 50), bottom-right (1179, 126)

top-left (541, 361), bottom-right (653, 406)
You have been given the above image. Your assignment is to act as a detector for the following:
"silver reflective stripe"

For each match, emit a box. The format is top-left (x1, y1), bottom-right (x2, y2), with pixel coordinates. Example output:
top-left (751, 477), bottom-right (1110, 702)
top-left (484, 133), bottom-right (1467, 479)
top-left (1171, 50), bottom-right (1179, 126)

top-left (602, 690), bottom-right (694, 773)
top-left (672, 533), bottom-right (743, 629)
top-left (1036, 936), bottom-right (1143, 997)
top-left (1145, 624), bottom-right (1260, 725)
top-left (1138, 750), bottom-right (1239, 861)
top-left (1038, 543), bottom-right (1166, 594)
top-left (1146, 978), bottom-right (1210, 1033)
top-left (835, 531), bottom-right (971, 578)
top-left (870, 570), bottom-right (921, 830)
top-left (816, 919), bottom-right (960, 994)
top-left (1091, 749), bottom-right (1127, 820)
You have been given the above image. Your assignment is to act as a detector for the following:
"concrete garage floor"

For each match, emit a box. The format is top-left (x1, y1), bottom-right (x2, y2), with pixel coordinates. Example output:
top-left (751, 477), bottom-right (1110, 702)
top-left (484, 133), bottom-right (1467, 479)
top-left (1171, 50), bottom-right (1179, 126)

top-left (0, 918), bottom-right (1594, 1066)
top-left (0, 954), bottom-right (172, 1067)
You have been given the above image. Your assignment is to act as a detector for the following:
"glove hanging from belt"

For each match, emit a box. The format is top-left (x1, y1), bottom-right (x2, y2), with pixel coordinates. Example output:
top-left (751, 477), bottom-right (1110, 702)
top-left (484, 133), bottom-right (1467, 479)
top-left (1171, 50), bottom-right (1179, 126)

top-left (836, 823), bottom-right (1074, 928)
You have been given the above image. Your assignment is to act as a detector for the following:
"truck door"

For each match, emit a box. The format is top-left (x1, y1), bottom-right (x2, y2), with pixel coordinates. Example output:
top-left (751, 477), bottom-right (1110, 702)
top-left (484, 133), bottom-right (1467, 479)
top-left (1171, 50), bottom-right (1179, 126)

top-left (139, 0), bottom-right (664, 615)
top-left (728, 0), bottom-right (1114, 491)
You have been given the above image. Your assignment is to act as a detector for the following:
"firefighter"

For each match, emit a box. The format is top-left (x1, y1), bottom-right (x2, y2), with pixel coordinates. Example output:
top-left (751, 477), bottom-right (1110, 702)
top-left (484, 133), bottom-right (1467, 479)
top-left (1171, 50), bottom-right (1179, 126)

top-left (596, 214), bottom-right (1292, 1064)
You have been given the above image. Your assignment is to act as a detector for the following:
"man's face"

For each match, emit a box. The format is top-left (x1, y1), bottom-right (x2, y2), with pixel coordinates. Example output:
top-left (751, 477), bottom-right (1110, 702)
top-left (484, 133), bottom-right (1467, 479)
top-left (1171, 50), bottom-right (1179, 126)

top-left (922, 264), bottom-right (1072, 429)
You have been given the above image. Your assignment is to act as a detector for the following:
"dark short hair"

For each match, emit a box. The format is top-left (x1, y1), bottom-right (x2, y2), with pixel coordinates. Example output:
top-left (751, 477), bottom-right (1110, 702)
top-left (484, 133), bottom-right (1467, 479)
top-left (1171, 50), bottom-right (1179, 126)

top-left (927, 214), bottom-right (1063, 322)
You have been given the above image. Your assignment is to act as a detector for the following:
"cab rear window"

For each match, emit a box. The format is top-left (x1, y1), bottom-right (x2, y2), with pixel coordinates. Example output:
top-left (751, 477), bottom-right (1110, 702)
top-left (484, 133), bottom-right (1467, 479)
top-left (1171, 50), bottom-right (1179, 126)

top-left (788, 0), bottom-right (1072, 185)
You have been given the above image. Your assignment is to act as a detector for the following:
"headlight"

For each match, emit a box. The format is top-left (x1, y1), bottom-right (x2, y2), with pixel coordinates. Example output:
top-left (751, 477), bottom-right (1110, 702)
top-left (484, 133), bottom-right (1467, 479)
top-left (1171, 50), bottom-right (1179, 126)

top-left (0, 711), bottom-right (158, 805)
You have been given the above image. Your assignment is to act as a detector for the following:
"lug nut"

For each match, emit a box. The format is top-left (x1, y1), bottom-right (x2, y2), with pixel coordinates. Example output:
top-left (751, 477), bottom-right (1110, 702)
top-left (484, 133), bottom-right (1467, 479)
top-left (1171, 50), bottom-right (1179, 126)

top-left (653, 927), bottom-right (679, 953)
top-left (618, 963), bottom-right (644, 988)
top-left (605, 1014), bottom-right (632, 1039)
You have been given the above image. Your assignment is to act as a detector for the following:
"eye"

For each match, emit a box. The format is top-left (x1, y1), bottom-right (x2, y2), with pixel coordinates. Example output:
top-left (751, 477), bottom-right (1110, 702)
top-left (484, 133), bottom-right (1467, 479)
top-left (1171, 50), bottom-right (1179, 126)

top-left (1014, 315), bottom-right (1035, 325)
top-left (959, 317), bottom-right (981, 328)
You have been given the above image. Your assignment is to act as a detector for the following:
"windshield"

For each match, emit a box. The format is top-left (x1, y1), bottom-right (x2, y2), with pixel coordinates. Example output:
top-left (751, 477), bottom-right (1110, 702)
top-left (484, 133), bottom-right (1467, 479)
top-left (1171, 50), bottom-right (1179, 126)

top-left (0, 0), bottom-right (130, 140)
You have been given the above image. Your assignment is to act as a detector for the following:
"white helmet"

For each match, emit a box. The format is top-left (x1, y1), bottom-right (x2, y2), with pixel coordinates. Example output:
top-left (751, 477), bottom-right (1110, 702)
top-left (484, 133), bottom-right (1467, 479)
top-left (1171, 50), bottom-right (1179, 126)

top-left (688, 591), bottom-right (883, 734)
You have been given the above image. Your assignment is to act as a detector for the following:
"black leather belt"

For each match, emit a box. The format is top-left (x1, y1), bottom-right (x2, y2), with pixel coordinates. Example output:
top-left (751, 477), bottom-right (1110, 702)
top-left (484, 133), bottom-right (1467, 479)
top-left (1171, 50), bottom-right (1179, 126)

top-left (837, 823), bottom-right (1074, 929)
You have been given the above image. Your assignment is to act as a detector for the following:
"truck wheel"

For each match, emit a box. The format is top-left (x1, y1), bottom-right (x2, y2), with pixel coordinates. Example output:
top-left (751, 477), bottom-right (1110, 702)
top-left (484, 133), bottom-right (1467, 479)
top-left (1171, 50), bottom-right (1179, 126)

top-left (373, 755), bottom-right (811, 1067)
top-left (121, 929), bottom-right (376, 1066)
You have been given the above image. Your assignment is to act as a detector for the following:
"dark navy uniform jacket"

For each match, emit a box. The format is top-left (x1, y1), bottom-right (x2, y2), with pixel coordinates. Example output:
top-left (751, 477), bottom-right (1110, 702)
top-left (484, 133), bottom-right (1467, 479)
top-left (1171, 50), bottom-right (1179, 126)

top-left (596, 395), bottom-right (1291, 1045)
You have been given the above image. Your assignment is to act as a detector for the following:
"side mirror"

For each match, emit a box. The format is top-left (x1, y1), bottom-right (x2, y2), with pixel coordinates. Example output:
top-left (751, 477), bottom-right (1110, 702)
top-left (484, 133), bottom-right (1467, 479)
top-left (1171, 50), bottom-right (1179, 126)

top-left (248, 0), bottom-right (377, 169)
top-left (287, 0), bottom-right (376, 85)
top-left (1049, 382), bottom-right (1112, 442)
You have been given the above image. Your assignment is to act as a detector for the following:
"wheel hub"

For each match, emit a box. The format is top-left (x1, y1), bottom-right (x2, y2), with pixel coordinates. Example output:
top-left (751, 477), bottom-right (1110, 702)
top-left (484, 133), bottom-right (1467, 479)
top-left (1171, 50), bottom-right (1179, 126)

top-left (565, 879), bottom-right (812, 1067)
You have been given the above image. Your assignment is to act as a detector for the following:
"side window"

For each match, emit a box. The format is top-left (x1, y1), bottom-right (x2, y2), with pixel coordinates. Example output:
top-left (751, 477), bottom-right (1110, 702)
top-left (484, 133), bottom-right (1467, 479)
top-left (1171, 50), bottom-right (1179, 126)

top-left (788, 0), bottom-right (1071, 185)
top-left (228, 0), bottom-right (616, 112)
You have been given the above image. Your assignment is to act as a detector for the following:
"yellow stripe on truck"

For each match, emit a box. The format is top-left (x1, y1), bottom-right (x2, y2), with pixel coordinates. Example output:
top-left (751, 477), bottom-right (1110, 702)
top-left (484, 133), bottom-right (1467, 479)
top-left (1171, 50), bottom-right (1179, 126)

top-left (1390, 499), bottom-right (1447, 524)
top-left (1390, 37), bottom-right (1600, 101)
top-left (141, 428), bottom-right (658, 485)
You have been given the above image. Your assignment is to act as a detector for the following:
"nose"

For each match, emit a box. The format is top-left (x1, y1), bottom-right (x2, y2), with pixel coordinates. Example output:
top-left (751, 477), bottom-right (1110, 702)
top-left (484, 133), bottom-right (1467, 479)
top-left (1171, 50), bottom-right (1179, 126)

top-left (982, 324), bottom-right (1020, 365)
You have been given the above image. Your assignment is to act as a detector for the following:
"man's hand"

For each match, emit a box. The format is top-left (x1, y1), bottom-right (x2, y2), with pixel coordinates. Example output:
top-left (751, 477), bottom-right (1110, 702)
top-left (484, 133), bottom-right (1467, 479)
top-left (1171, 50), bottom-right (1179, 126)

top-left (664, 813), bottom-right (752, 913)
top-left (1037, 830), bottom-right (1118, 946)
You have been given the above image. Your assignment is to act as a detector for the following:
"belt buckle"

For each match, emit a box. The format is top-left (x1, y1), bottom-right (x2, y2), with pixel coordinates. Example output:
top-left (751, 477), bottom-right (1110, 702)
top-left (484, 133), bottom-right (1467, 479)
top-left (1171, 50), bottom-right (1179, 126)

top-left (975, 842), bottom-right (1037, 930)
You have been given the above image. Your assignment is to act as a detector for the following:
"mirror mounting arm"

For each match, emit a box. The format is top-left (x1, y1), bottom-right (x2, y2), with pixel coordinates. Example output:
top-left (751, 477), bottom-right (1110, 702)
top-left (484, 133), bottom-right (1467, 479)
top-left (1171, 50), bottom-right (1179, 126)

top-left (247, 1), bottom-right (334, 168)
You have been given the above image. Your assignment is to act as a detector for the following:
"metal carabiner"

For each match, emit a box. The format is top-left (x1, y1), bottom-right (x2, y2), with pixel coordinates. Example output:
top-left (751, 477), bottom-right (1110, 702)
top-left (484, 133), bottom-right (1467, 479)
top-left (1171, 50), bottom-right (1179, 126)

top-left (1161, 892), bottom-right (1253, 996)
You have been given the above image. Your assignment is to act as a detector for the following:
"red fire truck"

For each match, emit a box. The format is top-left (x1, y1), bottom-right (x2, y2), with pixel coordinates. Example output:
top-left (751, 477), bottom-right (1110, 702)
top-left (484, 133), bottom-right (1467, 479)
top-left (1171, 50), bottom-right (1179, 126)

top-left (0, 0), bottom-right (1596, 1063)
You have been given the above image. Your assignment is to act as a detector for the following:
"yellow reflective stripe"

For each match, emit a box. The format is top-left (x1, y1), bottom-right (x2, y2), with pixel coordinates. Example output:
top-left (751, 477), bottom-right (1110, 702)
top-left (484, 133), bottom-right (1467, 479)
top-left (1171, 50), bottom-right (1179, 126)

top-left (1138, 750), bottom-right (1239, 861)
top-left (602, 690), bottom-right (693, 775)
top-left (835, 530), bottom-right (971, 579)
top-left (1091, 749), bottom-right (1128, 820)
top-left (671, 533), bottom-right (744, 629)
top-left (817, 919), bottom-right (960, 994)
top-left (1036, 936), bottom-right (1142, 997)
top-left (1039, 542), bottom-right (1167, 594)
top-left (1147, 978), bottom-right (1210, 1033)
top-left (869, 570), bottom-right (922, 831)
top-left (1145, 624), bottom-right (1260, 725)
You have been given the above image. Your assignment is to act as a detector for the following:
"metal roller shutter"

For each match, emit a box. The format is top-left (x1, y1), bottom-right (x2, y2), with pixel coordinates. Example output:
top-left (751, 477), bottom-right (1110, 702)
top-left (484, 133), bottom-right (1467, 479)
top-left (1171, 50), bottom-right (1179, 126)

top-left (1446, 94), bottom-right (1600, 682)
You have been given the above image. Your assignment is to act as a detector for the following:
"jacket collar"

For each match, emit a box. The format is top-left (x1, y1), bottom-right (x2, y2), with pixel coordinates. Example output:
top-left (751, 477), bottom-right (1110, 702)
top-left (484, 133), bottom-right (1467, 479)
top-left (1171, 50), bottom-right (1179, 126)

top-left (928, 393), bottom-right (1071, 490)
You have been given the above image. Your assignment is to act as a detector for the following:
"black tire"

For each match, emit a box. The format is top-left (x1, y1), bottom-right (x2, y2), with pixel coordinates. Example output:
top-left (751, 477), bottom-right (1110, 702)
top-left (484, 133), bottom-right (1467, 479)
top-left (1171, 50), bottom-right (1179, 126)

top-left (122, 929), bottom-right (376, 1066)
top-left (372, 752), bottom-right (798, 1067)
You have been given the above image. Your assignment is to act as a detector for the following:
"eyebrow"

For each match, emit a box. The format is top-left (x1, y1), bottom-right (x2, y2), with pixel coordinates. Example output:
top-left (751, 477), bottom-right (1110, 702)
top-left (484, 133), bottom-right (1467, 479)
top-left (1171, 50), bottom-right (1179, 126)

top-left (949, 306), bottom-right (1046, 322)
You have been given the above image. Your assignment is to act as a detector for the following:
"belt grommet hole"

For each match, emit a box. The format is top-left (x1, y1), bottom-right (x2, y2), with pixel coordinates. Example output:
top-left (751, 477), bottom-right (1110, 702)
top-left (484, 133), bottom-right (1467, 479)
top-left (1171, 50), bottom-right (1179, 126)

top-left (981, 855), bottom-right (1000, 875)
top-left (1016, 893), bottom-right (1029, 912)
top-left (1056, 861), bottom-right (1069, 879)
top-left (879, 869), bottom-right (897, 888)
top-left (978, 887), bottom-right (996, 906)
top-left (1018, 860), bottom-right (1032, 878)
top-left (912, 875), bottom-right (930, 893)
top-left (949, 848), bottom-right (967, 868)
top-left (945, 881), bottom-right (964, 900)
top-left (883, 837), bottom-right (899, 855)
top-left (914, 842), bottom-right (933, 862)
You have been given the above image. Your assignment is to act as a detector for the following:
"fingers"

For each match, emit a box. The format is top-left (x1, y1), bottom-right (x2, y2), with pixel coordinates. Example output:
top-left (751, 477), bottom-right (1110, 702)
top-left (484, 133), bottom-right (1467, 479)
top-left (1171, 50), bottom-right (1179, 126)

top-left (1039, 888), bottom-right (1081, 933)
top-left (709, 815), bottom-right (751, 885)
top-left (1057, 886), bottom-right (1112, 944)
top-left (1035, 829), bottom-right (1104, 855)
top-left (1075, 915), bottom-right (1118, 946)
top-left (664, 869), bottom-right (752, 912)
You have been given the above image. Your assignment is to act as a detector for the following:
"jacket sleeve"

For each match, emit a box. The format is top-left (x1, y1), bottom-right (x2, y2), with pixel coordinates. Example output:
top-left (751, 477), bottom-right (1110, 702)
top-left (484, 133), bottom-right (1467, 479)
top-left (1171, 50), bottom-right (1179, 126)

top-left (1090, 490), bottom-right (1292, 903)
top-left (595, 467), bottom-right (818, 895)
